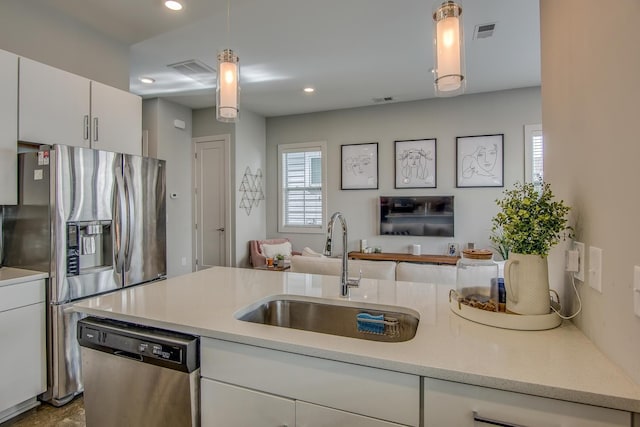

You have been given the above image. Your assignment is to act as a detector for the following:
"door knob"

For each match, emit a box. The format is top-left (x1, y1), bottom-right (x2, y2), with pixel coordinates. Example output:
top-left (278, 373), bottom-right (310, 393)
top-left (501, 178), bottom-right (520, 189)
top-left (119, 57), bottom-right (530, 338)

top-left (216, 227), bottom-right (225, 232)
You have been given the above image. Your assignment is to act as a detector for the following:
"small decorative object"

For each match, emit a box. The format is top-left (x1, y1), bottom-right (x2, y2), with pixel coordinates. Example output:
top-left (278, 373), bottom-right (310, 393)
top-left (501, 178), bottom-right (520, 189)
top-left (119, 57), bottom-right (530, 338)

top-left (456, 134), bottom-right (504, 188)
top-left (394, 138), bottom-right (437, 188)
top-left (455, 249), bottom-right (499, 312)
top-left (238, 166), bottom-right (264, 216)
top-left (491, 182), bottom-right (572, 315)
top-left (341, 143), bottom-right (378, 190)
top-left (266, 257), bottom-right (273, 267)
top-left (274, 254), bottom-right (285, 268)
top-left (447, 243), bottom-right (459, 257)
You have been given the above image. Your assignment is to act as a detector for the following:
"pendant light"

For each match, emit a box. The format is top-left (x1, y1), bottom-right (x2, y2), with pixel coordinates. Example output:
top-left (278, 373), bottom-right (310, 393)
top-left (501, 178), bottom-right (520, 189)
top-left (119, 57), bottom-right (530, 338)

top-left (432, 1), bottom-right (465, 97)
top-left (217, 1), bottom-right (240, 122)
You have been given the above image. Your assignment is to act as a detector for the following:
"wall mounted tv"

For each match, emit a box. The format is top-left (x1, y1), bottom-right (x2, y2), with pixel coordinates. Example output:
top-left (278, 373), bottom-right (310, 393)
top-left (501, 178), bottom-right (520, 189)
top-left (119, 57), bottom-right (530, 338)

top-left (379, 196), bottom-right (454, 237)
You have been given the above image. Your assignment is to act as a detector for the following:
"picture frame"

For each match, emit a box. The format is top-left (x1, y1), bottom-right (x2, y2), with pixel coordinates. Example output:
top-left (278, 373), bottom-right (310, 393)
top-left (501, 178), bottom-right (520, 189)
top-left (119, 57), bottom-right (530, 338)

top-left (456, 134), bottom-right (504, 188)
top-left (394, 138), bottom-right (437, 188)
top-left (341, 142), bottom-right (378, 190)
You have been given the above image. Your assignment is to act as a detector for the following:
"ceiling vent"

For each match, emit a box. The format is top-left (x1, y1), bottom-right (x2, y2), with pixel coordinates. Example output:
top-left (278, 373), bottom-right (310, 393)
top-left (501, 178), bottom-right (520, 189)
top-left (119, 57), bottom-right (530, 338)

top-left (473, 23), bottom-right (496, 40)
top-left (372, 96), bottom-right (394, 103)
top-left (167, 59), bottom-right (216, 84)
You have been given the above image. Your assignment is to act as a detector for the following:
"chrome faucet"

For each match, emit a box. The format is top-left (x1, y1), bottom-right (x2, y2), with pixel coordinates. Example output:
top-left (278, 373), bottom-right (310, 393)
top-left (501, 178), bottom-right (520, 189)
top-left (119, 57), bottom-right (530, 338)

top-left (324, 212), bottom-right (360, 297)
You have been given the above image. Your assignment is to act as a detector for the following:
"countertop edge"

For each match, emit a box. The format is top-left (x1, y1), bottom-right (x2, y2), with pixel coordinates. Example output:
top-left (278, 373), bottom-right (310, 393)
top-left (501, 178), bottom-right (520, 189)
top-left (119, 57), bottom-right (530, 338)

top-left (0, 268), bottom-right (48, 287)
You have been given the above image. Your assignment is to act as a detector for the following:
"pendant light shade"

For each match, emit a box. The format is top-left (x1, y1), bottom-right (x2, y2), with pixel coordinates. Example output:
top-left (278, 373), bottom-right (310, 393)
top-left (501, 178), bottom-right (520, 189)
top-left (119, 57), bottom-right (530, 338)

top-left (216, 49), bottom-right (240, 122)
top-left (433, 1), bottom-right (465, 97)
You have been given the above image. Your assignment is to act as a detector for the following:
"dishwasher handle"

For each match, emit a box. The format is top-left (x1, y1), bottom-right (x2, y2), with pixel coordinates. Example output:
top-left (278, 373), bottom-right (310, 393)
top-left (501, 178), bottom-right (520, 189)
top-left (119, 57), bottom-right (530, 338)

top-left (114, 350), bottom-right (144, 362)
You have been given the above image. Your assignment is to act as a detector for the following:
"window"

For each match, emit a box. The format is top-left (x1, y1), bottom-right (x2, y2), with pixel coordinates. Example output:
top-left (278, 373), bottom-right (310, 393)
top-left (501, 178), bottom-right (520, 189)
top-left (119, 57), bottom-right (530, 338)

top-left (278, 141), bottom-right (327, 233)
top-left (524, 124), bottom-right (543, 191)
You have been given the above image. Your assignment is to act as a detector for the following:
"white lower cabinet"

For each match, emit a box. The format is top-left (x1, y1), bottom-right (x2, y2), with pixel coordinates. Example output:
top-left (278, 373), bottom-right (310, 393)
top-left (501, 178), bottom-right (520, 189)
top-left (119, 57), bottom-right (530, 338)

top-left (296, 401), bottom-right (406, 427)
top-left (0, 279), bottom-right (46, 420)
top-left (200, 338), bottom-right (420, 426)
top-left (201, 379), bottom-right (295, 427)
top-left (423, 378), bottom-right (631, 427)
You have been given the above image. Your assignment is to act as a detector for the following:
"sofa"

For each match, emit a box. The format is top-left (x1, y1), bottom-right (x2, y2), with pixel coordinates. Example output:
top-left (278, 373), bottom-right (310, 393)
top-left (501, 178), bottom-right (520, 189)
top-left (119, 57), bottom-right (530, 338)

top-left (249, 238), bottom-right (302, 268)
top-left (290, 253), bottom-right (457, 285)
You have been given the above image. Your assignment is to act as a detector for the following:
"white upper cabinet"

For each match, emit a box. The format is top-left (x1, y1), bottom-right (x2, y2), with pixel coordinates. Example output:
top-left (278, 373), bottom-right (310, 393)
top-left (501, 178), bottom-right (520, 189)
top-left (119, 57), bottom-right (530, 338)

top-left (0, 49), bottom-right (18, 205)
top-left (19, 57), bottom-right (91, 148)
top-left (90, 81), bottom-right (141, 155)
top-left (19, 57), bottom-right (141, 155)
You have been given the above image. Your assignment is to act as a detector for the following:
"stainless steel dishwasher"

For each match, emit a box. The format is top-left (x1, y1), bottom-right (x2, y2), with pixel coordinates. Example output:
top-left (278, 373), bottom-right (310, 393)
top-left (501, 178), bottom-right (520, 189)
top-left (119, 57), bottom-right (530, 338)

top-left (77, 317), bottom-right (200, 427)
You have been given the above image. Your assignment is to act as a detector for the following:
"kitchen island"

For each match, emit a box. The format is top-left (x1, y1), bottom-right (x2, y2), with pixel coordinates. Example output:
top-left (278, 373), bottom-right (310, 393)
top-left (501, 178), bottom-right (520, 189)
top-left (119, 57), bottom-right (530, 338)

top-left (73, 266), bottom-right (640, 426)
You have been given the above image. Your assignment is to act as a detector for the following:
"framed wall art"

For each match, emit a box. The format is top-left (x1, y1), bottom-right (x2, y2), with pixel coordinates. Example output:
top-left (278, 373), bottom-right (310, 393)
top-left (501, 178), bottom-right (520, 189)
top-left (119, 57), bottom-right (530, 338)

top-left (394, 138), bottom-right (437, 188)
top-left (341, 142), bottom-right (378, 190)
top-left (456, 134), bottom-right (504, 188)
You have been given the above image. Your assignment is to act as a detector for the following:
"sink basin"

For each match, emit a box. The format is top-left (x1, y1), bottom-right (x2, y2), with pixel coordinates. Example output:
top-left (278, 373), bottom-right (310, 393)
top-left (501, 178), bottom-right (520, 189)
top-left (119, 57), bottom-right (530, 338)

top-left (235, 296), bottom-right (419, 342)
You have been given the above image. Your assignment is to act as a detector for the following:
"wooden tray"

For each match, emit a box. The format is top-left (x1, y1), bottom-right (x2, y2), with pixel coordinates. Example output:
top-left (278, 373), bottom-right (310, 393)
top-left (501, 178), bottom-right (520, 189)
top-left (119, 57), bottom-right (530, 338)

top-left (448, 289), bottom-right (562, 331)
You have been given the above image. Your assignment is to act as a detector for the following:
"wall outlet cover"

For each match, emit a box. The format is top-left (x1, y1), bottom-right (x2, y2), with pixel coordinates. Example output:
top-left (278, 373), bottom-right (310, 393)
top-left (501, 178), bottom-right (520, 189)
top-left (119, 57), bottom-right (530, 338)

top-left (589, 246), bottom-right (602, 293)
top-left (565, 249), bottom-right (579, 272)
top-left (634, 266), bottom-right (640, 317)
top-left (573, 241), bottom-right (585, 281)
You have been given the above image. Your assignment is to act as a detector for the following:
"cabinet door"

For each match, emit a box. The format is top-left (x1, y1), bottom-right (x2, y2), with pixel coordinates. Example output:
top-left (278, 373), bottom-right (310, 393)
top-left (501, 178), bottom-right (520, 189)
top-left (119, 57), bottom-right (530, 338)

top-left (296, 401), bottom-right (406, 427)
top-left (0, 302), bottom-right (46, 412)
top-left (201, 378), bottom-right (295, 427)
top-left (90, 81), bottom-right (141, 155)
top-left (424, 378), bottom-right (631, 427)
top-left (19, 57), bottom-right (91, 148)
top-left (0, 49), bottom-right (18, 205)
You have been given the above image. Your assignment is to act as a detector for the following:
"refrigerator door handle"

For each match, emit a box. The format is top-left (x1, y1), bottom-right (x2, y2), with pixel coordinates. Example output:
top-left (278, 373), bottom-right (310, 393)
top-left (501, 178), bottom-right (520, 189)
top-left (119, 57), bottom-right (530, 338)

top-left (122, 163), bottom-right (135, 271)
top-left (114, 170), bottom-right (128, 272)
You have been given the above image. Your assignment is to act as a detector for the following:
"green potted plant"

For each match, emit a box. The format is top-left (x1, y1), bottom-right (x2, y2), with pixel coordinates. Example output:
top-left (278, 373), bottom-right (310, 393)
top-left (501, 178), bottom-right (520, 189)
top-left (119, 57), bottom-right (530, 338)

top-left (490, 182), bottom-right (572, 315)
top-left (274, 254), bottom-right (285, 267)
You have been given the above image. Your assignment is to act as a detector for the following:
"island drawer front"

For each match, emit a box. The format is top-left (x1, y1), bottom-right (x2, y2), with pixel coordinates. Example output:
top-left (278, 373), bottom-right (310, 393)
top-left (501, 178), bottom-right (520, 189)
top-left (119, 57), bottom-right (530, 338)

top-left (424, 378), bottom-right (631, 427)
top-left (201, 338), bottom-right (420, 427)
top-left (0, 279), bottom-right (45, 313)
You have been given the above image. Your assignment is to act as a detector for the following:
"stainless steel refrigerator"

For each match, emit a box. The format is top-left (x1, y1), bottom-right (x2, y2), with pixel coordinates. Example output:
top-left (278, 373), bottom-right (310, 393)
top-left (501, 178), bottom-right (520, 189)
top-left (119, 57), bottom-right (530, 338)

top-left (2, 144), bottom-right (166, 406)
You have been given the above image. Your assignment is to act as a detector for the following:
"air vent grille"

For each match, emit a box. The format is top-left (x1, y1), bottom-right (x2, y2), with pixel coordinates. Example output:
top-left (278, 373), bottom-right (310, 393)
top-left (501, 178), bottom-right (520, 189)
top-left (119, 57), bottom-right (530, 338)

top-left (167, 59), bottom-right (216, 84)
top-left (473, 23), bottom-right (496, 39)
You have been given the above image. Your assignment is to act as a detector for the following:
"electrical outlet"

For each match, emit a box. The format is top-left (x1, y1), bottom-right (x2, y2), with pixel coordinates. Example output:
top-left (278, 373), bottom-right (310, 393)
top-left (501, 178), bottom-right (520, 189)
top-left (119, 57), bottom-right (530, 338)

top-left (565, 249), bottom-right (579, 272)
top-left (589, 246), bottom-right (602, 293)
top-left (573, 241), bottom-right (585, 281)
top-left (634, 266), bottom-right (640, 318)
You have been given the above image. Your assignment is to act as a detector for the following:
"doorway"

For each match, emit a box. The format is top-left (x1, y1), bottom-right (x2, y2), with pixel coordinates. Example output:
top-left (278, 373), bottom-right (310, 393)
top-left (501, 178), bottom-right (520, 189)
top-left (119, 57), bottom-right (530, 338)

top-left (193, 135), bottom-right (231, 270)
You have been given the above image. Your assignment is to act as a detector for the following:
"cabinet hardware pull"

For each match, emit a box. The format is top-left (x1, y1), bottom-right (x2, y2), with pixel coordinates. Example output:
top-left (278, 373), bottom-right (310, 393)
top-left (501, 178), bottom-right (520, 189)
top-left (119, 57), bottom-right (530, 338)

top-left (93, 117), bottom-right (99, 142)
top-left (473, 411), bottom-right (527, 427)
top-left (84, 115), bottom-right (89, 140)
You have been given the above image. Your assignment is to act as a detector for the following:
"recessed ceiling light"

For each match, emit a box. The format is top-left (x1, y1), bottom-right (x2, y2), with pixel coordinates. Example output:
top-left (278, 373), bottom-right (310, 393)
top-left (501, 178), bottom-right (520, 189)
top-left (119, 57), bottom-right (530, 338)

top-left (303, 87), bottom-right (315, 93)
top-left (139, 76), bottom-right (155, 84)
top-left (164, 1), bottom-right (183, 11)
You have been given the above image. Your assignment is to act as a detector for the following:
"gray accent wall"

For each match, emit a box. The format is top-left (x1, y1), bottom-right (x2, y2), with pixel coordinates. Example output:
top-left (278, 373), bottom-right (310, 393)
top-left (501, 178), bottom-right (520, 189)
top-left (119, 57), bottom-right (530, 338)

top-left (541, 0), bottom-right (640, 384)
top-left (0, 1), bottom-right (129, 90)
top-left (265, 87), bottom-right (542, 257)
top-left (143, 98), bottom-right (193, 278)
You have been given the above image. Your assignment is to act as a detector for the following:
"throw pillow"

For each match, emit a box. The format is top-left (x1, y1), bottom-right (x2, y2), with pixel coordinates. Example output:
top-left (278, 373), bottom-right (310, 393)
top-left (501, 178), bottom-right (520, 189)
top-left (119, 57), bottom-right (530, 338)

top-left (261, 241), bottom-right (292, 259)
top-left (301, 247), bottom-right (324, 257)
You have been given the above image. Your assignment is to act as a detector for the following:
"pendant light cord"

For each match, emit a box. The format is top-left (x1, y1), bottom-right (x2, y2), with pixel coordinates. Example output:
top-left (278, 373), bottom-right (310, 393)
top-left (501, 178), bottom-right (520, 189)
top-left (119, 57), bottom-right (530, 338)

top-left (226, 0), bottom-right (231, 47)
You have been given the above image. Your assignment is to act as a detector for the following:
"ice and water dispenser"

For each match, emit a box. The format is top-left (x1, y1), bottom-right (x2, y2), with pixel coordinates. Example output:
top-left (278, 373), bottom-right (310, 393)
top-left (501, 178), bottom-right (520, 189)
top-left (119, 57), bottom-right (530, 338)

top-left (66, 221), bottom-right (113, 276)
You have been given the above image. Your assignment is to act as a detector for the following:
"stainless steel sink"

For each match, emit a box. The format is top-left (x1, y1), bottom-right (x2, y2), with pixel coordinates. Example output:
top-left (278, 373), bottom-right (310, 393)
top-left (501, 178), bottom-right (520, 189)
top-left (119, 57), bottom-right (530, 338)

top-left (236, 297), bottom-right (419, 342)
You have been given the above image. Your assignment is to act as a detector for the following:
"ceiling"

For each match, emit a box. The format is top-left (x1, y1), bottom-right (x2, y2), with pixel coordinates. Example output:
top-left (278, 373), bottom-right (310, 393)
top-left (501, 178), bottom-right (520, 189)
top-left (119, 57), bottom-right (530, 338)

top-left (43, 0), bottom-right (541, 117)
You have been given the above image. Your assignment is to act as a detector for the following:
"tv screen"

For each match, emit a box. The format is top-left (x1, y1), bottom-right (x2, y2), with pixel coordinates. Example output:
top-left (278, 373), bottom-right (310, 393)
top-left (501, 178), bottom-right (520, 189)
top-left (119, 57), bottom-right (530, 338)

top-left (379, 196), bottom-right (454, 237)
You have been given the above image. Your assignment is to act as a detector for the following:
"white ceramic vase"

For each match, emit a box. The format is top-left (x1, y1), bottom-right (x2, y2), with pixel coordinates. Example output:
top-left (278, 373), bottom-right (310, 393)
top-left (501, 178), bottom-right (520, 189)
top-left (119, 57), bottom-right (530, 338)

top-left (504, 253), bottom-right (550, 315)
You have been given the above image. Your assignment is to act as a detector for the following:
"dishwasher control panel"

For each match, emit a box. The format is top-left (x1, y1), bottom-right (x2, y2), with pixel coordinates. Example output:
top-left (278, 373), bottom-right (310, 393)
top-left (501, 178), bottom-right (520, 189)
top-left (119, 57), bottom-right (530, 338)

top-left (78, 317), bottom-right (199, 373)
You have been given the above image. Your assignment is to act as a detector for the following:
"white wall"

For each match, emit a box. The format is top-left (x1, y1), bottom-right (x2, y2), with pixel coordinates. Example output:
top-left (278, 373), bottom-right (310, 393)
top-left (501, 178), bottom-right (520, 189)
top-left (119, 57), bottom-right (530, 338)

top-left (0, 1), bottom-right (129, 90)
top-left (143, 98), bottom-right (194, 277)
top-left (541, 0), bottom-right (640, 384)
top-left (266, 87), bottom-right (541, 257)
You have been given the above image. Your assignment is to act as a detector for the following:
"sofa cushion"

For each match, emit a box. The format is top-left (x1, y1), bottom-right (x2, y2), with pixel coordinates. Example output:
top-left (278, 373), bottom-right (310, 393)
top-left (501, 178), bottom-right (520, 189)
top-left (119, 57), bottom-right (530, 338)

top-left (301, 247), bottom-right (325, 257)
top-left (290, 256), bottom-right (396, 281)
top-left (396, 262), bottom-right (456, 285)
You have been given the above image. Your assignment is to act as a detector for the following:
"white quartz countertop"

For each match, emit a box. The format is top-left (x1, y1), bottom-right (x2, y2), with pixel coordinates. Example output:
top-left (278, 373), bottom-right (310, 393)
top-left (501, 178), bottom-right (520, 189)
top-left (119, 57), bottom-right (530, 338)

top-left (72, 266), bottom-right (640, 413)
top-left (0, 267), bottom-right (48, 287)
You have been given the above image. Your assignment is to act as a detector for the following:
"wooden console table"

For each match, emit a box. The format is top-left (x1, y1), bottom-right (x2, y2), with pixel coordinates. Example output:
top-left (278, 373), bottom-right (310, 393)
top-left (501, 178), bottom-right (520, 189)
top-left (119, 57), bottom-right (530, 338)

top-left (348, 251), bottom-right (460, 265)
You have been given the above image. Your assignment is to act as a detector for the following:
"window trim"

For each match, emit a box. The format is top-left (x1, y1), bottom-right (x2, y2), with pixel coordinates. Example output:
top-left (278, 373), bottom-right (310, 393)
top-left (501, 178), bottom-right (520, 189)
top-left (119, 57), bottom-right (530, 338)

top-left (277, 141), bottom-right (327, 234)
top-left (524, 124), bottom-right (543, 184)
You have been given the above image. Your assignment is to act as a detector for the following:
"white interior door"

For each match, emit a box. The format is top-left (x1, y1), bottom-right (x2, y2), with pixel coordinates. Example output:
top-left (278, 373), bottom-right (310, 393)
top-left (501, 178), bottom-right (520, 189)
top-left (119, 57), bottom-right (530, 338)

top-left (193, 136), bottom-right (231, 270)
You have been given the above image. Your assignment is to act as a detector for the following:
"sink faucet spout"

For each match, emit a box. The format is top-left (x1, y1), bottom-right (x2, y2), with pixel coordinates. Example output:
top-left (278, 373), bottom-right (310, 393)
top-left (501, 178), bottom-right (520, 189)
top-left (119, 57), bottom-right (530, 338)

top-left (324, 212), bottom-right (359, 297)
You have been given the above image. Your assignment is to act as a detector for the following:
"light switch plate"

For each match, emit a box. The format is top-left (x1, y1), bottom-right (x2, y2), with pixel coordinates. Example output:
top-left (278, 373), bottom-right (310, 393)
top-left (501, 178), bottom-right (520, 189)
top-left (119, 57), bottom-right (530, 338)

top-left (634, 266), bottom-right (640, 317)
top-left (589, 246), bottom-right (602, 293)
top-left (573, 241), bottom-right (585, 281)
